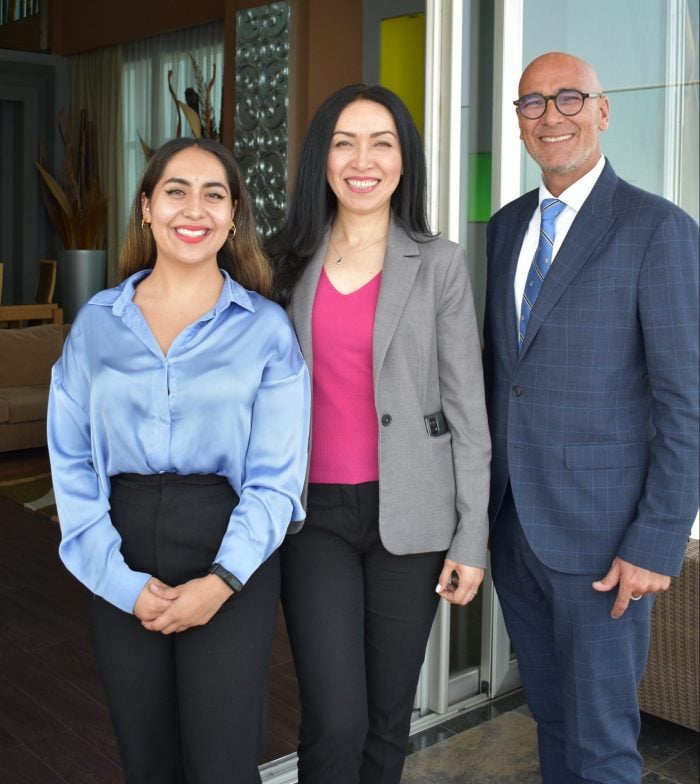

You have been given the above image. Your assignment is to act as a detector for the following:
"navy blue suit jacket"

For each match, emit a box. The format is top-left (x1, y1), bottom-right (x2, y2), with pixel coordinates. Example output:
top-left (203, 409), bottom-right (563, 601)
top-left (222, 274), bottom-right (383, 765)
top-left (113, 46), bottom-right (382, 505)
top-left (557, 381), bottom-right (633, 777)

top-left (483, 161), bottom-right (699, 577)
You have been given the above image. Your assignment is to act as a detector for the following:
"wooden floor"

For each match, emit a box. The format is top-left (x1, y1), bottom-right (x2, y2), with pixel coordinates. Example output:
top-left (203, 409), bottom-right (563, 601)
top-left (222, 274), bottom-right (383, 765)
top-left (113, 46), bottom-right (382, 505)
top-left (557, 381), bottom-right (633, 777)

top-left (0, 495), bottom-right (300, 783)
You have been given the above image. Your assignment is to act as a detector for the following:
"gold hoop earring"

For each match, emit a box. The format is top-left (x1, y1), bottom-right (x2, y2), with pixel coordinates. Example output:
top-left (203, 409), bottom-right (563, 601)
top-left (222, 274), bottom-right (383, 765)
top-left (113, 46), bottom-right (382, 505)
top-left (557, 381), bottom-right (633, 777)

top-left (141, 218), bottom-right (150, 231)
top-left (229, 220), bottom-right (237, 240)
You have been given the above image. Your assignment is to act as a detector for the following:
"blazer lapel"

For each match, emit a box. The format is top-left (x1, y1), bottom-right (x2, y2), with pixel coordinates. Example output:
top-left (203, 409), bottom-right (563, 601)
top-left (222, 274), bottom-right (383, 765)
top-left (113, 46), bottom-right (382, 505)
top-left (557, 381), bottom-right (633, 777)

top-left (289, 229), bottom-right (329, 378)
top-left (501, 194), bottom-right (537, 367)
top-left (373, 220), bottom-right (421, 386)
top-left (519, 163), bottom-right (618, 359)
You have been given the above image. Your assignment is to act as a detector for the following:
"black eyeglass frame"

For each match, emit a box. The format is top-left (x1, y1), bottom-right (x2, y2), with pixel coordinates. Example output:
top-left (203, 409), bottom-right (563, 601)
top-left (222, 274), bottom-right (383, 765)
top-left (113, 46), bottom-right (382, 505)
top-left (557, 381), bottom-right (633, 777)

top-left (513, 90), bottom-right (606, 120)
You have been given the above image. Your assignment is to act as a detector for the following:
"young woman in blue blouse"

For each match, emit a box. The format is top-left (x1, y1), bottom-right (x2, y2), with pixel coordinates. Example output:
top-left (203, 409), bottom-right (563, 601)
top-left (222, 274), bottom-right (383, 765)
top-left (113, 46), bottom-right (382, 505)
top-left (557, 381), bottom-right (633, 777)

top-left (47, 138), bottom-right (310, 784)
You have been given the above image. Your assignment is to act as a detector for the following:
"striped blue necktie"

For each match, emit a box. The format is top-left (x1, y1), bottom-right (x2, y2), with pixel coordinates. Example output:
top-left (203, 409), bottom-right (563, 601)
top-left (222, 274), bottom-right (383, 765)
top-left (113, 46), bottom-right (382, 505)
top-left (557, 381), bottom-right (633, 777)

top-left (519, 198), bottom-right (566, 349)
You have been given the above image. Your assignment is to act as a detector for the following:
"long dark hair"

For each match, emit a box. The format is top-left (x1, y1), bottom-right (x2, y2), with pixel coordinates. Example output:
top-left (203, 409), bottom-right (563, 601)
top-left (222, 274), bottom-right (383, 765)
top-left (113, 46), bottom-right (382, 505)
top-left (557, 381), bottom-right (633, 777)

top-left (267, 84), bottom-right (432, 305)
top-left (119, 138), bottom-right (273, 297)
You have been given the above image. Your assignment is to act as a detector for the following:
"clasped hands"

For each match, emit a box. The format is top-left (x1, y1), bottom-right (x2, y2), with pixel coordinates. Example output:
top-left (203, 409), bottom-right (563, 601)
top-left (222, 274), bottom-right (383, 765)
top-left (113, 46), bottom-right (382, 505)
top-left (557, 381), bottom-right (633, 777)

top-left (133, 574), bottom-right (234, 634)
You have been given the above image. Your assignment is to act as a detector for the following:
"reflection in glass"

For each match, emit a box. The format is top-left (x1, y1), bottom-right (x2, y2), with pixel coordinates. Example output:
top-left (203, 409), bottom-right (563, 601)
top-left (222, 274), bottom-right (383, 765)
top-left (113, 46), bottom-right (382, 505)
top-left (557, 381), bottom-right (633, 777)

top-left (449, 592), bottom-right (483, 674)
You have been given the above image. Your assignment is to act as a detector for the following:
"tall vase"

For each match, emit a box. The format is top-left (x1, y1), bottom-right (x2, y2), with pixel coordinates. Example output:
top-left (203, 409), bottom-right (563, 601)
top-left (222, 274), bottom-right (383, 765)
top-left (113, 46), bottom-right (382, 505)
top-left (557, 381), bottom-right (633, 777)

top-left (57, 249), bottom-right (107, 323)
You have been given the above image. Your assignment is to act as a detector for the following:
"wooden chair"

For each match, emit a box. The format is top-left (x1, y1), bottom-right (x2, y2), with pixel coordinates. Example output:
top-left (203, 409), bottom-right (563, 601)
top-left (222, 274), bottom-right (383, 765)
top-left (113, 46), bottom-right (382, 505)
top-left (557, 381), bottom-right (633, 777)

top-left (34, 259), bottom-right (57, 304)
top-left (0, 260), bottom-right (60, 328)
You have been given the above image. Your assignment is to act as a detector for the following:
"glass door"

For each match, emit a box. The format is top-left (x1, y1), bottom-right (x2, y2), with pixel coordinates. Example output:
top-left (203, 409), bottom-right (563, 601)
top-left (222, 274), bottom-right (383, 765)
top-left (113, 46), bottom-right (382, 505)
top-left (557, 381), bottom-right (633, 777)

top-left (411, 0), bottom-right (520, 725)
top-left (418, 0), bottom-right (700, 726)
top-left (361, 0), bottom-right (699, 738)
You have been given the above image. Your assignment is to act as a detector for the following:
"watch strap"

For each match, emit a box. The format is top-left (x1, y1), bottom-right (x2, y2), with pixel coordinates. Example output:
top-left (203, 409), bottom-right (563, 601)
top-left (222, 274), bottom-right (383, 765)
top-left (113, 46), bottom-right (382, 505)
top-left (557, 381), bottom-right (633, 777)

top-left (209, 563), bottom-right (243, 593)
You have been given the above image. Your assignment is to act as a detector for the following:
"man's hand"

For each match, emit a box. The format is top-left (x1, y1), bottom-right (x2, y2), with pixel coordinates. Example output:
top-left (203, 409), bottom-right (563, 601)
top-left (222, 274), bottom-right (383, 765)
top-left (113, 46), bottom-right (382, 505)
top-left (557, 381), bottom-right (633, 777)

top-left (592, 557), bottom-right (671, 619)
top-left (435, 560), bottom-right (484, 606)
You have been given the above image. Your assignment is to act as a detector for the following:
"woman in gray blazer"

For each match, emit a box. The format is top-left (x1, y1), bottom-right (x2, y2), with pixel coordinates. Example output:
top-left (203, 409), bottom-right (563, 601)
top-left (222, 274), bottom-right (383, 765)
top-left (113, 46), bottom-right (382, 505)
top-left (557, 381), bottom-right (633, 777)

top-left (268, 84), bottom-right (491, 784)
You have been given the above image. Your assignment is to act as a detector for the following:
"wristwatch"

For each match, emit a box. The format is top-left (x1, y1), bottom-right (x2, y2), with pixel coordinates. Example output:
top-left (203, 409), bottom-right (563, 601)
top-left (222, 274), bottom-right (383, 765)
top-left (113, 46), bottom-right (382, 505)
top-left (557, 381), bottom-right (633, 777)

top-left (208, 563), bottom-right (243, 593)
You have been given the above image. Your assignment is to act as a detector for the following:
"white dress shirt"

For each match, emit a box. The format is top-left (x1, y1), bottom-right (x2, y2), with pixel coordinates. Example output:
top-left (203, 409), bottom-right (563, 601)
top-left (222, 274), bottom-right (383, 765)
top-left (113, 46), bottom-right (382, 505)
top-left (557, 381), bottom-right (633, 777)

top-left (514, 156), bottom-right (606, 323)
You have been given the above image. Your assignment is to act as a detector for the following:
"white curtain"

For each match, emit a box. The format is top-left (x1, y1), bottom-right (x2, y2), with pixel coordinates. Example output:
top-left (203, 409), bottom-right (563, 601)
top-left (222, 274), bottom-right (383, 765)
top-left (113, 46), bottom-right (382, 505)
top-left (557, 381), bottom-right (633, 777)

top-left (71, 46), bottom-right (124, 284)
top-left (121, 22), bottom-right (225, 236)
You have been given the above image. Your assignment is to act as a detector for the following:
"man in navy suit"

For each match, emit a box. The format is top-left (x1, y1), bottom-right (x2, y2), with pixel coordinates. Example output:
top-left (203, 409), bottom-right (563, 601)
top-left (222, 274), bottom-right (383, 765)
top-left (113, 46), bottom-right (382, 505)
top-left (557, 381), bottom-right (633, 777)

top-left (484, 52), bottom-right (699, 783)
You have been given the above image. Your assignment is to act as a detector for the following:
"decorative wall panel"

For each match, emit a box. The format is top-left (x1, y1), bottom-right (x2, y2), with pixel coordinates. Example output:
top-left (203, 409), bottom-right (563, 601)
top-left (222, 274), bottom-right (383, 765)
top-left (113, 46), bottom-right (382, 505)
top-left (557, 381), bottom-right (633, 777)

top-left (235, 2), bottom-right (290, 239)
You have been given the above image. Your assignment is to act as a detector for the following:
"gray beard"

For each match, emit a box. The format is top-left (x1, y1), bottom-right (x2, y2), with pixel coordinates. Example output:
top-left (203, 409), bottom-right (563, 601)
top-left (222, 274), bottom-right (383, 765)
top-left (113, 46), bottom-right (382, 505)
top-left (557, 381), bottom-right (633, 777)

top-left (526, 141), bottom-right (598, 177)
top-left (538, 158), bottom-right (584, 175)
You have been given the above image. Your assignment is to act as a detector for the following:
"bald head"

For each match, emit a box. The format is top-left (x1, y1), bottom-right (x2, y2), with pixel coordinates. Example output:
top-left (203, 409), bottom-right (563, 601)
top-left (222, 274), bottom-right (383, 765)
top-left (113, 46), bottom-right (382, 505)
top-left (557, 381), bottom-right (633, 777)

top-left (519, 52), bottom-right (603, 97)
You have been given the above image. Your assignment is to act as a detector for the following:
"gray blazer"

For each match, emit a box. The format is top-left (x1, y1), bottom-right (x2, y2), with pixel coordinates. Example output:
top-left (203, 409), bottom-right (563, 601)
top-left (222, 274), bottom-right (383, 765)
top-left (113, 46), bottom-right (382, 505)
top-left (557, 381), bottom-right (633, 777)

top-left (287, 218), bottom-right (491, 567)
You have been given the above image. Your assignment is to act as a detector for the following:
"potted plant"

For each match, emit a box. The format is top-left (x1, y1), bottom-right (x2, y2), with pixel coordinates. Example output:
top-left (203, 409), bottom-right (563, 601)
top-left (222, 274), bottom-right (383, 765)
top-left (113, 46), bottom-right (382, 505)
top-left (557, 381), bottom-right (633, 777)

top-left (139, 54), bottom-right (220, 160)
top-left (36, 108), bottom-right (107, 322)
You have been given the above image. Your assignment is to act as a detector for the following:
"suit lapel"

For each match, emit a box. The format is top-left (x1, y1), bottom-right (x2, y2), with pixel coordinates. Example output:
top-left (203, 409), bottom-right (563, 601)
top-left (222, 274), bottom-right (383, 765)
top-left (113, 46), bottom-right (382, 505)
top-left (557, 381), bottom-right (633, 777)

top-left (373, 220), bottom-right (421, 386)
top-left (519, 163), bottom-right (618, 359)
top-left (500, 194), bottom-right (537, 368)
top-left (289, 229), bottom-right (329, 377)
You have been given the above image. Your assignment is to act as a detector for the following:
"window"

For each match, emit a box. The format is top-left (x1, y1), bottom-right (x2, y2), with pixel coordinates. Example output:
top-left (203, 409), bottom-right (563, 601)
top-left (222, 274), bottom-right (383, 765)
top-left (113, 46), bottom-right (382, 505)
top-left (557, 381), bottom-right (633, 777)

top-left (521, 0), bottom-right (699, 222)
top-left (121, 22), bottom-right (224, 232)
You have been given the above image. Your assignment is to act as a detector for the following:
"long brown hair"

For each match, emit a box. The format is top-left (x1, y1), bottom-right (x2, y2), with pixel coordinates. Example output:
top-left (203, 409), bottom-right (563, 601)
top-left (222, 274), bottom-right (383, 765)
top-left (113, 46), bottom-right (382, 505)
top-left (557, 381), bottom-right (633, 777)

top-left (119, 138), bottom-right (273, 297)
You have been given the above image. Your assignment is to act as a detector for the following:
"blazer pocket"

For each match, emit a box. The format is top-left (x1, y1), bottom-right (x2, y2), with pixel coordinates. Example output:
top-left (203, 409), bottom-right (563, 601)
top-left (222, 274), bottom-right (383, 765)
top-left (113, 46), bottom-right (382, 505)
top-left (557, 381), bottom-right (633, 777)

top-left (564, 441), bottom-right (649, 470)
top-left (427, 432), bottom-right (456, 488)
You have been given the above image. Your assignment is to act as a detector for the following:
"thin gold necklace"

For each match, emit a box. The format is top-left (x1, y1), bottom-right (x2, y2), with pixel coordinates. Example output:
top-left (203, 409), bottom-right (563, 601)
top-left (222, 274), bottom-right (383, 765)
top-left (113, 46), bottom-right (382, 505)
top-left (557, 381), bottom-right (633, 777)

top-left (328, 233), bottom-right (388, 264)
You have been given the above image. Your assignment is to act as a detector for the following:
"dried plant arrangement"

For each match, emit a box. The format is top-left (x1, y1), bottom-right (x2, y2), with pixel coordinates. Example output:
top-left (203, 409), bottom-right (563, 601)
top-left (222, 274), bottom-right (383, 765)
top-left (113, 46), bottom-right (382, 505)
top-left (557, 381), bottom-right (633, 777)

top-left (36, 109), bottom-right (107, 250)
top-left (139, 54), bottom-right (220, 160)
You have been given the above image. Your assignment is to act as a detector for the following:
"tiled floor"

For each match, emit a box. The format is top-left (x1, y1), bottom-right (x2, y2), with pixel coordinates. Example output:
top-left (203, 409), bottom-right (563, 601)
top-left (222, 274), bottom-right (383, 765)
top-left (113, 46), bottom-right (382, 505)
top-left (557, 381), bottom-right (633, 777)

top-left (403, 690), bottom-right (699, 783)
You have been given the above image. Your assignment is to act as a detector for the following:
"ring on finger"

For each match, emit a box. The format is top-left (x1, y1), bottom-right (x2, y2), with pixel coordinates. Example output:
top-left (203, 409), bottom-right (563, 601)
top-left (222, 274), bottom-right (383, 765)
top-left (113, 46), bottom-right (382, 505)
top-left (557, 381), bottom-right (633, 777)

top-left (630, 594), bottom-right (643, 601)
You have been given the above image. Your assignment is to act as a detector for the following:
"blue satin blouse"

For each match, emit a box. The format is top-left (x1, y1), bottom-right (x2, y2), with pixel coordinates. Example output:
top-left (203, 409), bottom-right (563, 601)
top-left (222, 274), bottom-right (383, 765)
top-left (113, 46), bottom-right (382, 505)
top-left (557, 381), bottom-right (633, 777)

top-left (48, 269), bottom-right (310, 614)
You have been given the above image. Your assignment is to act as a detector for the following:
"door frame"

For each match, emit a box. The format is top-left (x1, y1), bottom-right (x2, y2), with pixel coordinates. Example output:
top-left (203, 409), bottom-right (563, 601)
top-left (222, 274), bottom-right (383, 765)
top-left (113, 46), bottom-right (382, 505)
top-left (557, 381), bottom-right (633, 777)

top-left (416, 0), bottom-right (523, 724)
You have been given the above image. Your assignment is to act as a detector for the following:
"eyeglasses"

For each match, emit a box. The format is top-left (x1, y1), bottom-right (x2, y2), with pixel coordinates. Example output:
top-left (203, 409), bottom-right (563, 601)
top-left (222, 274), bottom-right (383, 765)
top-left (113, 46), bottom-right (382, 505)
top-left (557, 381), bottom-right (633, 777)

top-left (513, 90), bottom-right (605, 120)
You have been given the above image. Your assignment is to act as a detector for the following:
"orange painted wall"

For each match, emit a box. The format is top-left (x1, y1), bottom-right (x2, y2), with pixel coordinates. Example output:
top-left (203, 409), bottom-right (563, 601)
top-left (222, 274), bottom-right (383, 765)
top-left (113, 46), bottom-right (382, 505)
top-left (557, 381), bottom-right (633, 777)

top-left (305, 0), bottom-right (362, 122)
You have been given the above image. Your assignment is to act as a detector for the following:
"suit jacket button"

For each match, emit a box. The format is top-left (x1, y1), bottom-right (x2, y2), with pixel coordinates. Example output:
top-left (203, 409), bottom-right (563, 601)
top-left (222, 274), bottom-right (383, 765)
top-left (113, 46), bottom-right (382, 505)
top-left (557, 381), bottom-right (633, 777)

top-left (512, 385), bottom-right (523, 397)
top-left (381, 414), bottom-right (392, 426)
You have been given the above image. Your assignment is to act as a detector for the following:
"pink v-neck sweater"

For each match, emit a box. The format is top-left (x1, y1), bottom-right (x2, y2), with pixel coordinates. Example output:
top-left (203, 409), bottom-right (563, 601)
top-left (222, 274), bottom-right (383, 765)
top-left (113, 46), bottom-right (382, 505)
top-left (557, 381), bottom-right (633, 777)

top-left (309, 268), bottom-right (382, 484)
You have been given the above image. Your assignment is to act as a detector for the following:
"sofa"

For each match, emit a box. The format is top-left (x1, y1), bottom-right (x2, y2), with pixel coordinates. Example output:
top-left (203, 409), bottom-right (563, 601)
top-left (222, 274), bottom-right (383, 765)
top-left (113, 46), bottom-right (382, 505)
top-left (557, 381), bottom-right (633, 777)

top-left (638, 537), bottom-right (699, 731)
top-left (0, 324), bottom-right (69, 452)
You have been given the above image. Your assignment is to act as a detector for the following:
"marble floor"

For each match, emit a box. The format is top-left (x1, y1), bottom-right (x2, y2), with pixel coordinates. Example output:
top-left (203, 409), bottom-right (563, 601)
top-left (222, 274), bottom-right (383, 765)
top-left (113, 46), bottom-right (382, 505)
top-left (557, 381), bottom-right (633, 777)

top-left (403, 691), bottom-right (699, 784)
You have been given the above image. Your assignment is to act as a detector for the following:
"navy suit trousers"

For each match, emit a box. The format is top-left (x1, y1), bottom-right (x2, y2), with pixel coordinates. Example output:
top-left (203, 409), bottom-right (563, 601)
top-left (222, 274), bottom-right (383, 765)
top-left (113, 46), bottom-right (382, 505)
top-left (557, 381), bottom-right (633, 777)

top-left (491, 488), bottom-right (652, 784)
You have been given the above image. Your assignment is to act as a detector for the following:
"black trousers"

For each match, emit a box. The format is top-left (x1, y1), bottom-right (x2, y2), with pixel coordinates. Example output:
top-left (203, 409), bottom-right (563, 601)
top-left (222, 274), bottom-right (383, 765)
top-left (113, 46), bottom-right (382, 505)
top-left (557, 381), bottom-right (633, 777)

top-left (89, 473), bottom-right (280, 784)
top-left (281, 482), bottom-right (445, 784)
